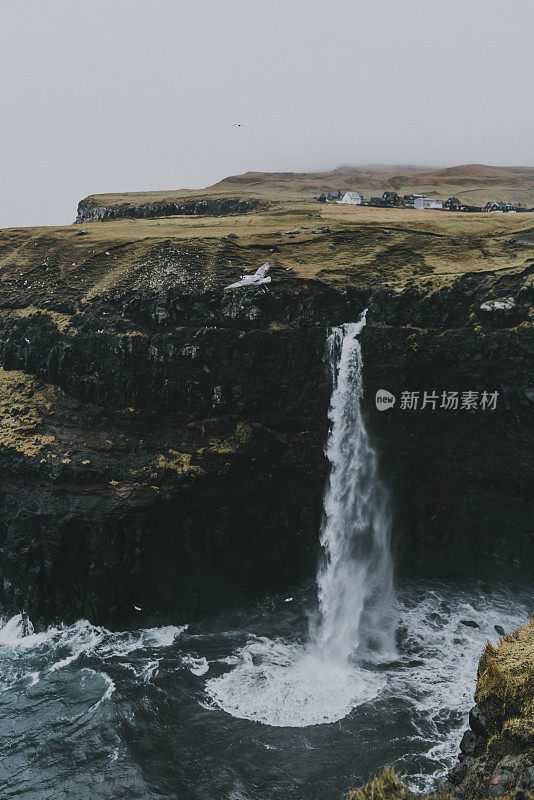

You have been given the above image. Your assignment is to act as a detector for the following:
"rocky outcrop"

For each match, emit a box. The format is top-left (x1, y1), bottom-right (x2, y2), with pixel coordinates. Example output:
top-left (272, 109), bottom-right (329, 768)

top-left (441, 614), bottom-right (534, 799)
top-left (347, 616), bottom-right (534, 800)
top-left (76, 196), bottom-right (266, 222)
top-left (0, 229), bottom-right (532, 627)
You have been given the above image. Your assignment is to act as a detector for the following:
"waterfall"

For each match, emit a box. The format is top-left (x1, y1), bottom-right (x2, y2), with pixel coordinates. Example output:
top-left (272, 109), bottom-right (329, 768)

top-left (311, 311), bottom-right (396, 663)
top-left (206, 310), bottom-right (396, 726)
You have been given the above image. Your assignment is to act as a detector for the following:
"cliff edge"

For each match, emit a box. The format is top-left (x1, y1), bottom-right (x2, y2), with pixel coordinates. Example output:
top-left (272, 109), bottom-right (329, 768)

top-left (349, 615), bottom-right (534, 800)
top-left (0, 199), bottom-right (532, 627)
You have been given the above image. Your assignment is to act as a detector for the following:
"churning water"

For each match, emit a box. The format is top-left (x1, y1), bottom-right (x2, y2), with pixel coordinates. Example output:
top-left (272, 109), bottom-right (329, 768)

top-left (0, 583), bottom-right (531, 799)
top-left (0, 316), bottom-right (531, 798)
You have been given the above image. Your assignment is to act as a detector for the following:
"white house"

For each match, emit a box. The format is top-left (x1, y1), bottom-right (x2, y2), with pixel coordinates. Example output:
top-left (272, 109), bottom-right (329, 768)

top-left (414, 197), bottom-right (443, 210)
top-left (339, 191), bottom-right (363, 205)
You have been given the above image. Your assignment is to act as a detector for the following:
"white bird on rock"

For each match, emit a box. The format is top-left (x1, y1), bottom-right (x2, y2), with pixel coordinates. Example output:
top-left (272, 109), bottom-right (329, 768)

top-left (225, 262), bottom-right (271, 290)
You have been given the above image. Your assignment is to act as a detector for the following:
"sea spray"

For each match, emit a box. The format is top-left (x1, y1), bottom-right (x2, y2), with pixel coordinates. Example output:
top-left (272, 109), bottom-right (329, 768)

top-left (311, 313), bottom-right (396, 662)
top-left (206, 311), bottom-right (396, 726)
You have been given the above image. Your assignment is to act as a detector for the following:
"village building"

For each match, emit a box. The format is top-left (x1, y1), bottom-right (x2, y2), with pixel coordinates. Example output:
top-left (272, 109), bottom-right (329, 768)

top-left (414, 197), bottom-right (443, 210)
top-left (485, 201), bottom-right (517, 213)
top-left (382, 191), bottom-right (400, 205)
top-left (444, 197), bottom-right (462, 211)
top-left (369, 191), bottom-right (400, 207)
top-left (339, 191), bottom-right (363, 205)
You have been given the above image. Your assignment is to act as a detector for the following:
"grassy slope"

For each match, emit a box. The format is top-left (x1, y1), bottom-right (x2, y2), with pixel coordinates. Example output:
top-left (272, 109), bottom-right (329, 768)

top-left (210, 164), bottom-right (534, 208)
top-left (1, 201), bottom-right (533, 310)
top-left (476, 614), bottom-right (534, 751)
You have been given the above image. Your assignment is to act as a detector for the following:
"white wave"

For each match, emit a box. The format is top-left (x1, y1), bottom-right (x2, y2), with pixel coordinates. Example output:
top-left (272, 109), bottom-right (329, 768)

top-left (198, 697), bottom-right (219, 711)
top-left (26, 671), bottom-right (40, 687)
top-left (0, 614), bottom-right (187, 691)
top-left (0, 613), bottom-right (34, 644)
top-left (182, 655), bottom-right (209, 676)
top-left (80, 669), bottom-right (116, 714)
top-left (141, 625), bottom-right (187, 648)
top-left (205, 636), bottom-right (384, 727)
top-left (93, 672), bottom-right (115, 707)
top-left (140, 659), bottom-right (160, 683)
top-left (387, 585), bottom-right (532, 790)
top-left (0, 613), bottom-right (57, 649)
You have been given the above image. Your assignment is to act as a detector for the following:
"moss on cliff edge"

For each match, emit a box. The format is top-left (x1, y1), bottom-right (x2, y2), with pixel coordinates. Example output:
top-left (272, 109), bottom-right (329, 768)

top-left (347, 768), bottom-right (418, 800)
top-left (0, 367), bottom-right (60, 456)
top-left (476, 614), bottom-right (534, 748)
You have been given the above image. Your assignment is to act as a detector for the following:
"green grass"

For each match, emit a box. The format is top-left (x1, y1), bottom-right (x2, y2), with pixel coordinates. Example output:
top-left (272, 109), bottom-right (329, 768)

top-left (475, 613), bottom-right (534, 737)
top-left (347, 768), bottom-right (418, 800)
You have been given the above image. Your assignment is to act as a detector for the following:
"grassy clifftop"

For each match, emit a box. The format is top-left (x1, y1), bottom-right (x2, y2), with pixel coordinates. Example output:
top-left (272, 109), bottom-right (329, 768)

top-left (476, 615), bottom-right (534, 753)
top-left (1, 201), bottom-right (533, 313)
top-left (211, 163), bottom-right (534, 207)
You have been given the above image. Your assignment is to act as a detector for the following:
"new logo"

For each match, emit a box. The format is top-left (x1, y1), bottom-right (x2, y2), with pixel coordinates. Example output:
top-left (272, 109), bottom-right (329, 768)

top-left (375, 389), bottom-right (396, 410)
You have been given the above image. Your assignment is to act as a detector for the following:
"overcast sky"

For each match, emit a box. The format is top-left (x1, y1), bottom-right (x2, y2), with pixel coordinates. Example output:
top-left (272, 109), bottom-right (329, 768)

top-left (1, 0), bottom-right (533, 228)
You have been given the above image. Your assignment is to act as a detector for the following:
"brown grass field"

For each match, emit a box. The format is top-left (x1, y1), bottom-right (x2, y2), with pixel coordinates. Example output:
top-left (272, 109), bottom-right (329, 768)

top-left (1, 198), bottom-right (533, 298)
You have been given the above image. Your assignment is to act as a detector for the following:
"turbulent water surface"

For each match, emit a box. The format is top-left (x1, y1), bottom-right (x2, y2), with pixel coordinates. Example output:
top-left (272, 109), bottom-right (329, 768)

top-left (0, 583), bottom-right (531, 799)
top-left (1, 318), bottom-right (531, 798)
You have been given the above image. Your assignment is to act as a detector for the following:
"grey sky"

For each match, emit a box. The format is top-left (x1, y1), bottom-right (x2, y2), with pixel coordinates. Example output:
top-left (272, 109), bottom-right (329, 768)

top-left (1, 0), bottom-right (533, 228)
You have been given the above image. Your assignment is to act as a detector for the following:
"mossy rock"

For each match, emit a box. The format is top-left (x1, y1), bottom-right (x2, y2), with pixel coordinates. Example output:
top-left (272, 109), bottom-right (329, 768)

top-left (347, 768), bottom-right (419, 800)
top-left (475, 614), bottom-right (534, 733)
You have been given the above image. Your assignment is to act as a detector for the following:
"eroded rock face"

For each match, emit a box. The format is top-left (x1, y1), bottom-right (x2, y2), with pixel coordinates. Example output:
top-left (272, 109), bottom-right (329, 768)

top-left (0, 237), bottom-right (532, 627)
top-left (76, 196), bottom-right (265, 222)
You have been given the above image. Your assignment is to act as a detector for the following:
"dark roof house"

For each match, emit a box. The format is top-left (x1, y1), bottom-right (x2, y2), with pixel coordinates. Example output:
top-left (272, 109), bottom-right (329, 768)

top-left (444, 197), bottom-right (462, 210)
top-left (485, 202), bottom-right (517, 213)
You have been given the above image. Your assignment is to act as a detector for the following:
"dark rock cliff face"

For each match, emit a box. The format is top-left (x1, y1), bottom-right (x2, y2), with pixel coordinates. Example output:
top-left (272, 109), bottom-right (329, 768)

top-left (0, 240), bottom-right (532, 628)
top-left (360, 274), bottom-right (534, 577)
top-left (76, 196), bottom-right (266, 222)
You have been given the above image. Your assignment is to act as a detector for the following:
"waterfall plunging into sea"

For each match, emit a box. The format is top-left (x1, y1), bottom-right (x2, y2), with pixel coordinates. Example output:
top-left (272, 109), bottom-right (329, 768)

top-left (206, 310), bottom-right (397, 726)
top-left (0, 318), bottom-right (531, 797)
top-left (311, 313), bottom-right (396, 663)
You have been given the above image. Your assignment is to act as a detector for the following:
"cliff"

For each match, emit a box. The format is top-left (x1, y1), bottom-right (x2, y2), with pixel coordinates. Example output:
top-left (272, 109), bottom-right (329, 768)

top-left (0, 199), bottom-right (532, 627)
top-left (443, 613), bottom-right (534, 798)
top-left (76, 194), bottom-right (266, 222)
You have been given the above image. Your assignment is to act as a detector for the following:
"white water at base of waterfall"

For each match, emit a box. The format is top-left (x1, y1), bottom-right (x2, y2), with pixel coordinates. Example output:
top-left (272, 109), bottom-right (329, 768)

top-left (0, 581), bottom-right (532, 798)
top-left (205, 312), bottom-right (396, 727)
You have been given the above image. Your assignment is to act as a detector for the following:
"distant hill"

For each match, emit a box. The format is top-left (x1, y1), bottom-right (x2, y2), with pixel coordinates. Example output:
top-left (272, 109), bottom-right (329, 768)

top-left (208, 164), bottom-right (534, 206)
top-left (80, 164), bottom-right (534, 211)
